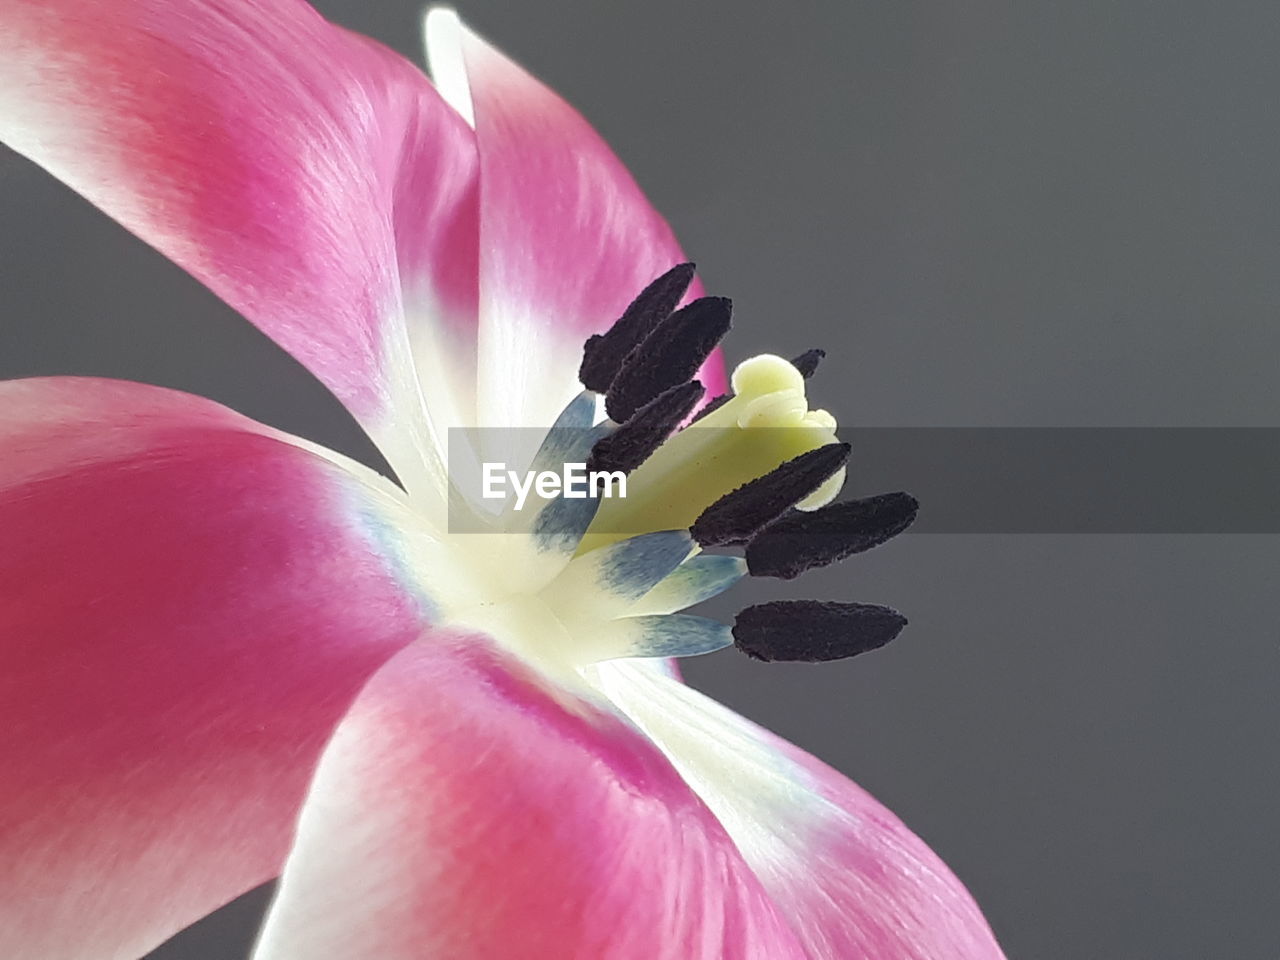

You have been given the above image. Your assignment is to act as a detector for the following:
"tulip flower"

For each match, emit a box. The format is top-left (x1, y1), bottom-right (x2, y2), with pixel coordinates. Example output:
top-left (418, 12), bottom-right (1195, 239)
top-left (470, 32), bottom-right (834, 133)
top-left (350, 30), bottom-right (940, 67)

top-left (0, 2), bottom-right (1007, 958)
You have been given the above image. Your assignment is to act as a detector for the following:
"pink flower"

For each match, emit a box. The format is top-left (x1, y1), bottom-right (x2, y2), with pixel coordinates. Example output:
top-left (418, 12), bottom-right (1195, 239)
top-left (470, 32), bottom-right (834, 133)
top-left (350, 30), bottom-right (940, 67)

top-left (0, 3), bottom-right (1007, 958)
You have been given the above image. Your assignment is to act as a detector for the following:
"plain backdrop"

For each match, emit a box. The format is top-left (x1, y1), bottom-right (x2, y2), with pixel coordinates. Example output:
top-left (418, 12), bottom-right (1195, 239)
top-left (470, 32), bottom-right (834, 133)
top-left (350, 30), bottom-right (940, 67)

top-left (2, 1), bottom-right (1277, 958)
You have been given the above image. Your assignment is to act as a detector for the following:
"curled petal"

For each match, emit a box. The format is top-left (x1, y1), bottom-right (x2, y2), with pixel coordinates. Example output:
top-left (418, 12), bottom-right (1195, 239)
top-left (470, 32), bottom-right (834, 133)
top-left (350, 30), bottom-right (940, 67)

top-left (595, 661), bottom-right (1009, 960)
top-left (0, 0), bottom-right (479, 498)
top-left (253, 634), bottom-right (808, 960)
top-left (0, 377), bottom-right (437, 959)
top-left (425, 10), bottom-right (727, 432)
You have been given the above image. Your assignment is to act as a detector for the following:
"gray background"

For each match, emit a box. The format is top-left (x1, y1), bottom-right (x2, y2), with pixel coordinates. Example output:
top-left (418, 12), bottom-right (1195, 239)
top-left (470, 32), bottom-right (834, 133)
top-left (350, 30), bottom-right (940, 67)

top-left (2, 1), bottom-right (1277, 957)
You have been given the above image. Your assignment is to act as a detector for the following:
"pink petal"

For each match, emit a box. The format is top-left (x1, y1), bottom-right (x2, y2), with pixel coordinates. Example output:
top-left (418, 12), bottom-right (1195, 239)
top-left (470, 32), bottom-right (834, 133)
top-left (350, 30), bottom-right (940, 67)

top-left (0, 1), bottom-right (478, 494)
top-left (0, 377), bottom-right (435, 959)
top-left (596, 662), bottom-right (1008, 960)
top-left (253, 635), bottom-right (808, 960)
top-left (425, 11), bottom-right (728, 429)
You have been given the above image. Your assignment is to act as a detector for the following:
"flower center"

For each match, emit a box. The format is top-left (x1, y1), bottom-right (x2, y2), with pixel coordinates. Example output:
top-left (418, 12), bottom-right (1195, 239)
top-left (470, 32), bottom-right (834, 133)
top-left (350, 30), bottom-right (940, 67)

top-left (436, 264), bottom-right (918, 682)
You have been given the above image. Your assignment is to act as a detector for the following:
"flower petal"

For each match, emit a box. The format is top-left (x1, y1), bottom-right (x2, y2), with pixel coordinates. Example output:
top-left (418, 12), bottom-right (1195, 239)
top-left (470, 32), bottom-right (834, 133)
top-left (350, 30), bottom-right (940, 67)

top-left (0, 1), bottom-right (479, 498)
top-left (253, 635), bottom-right (808, 960)
top-left (595, 661), bottom-right (1008, 960)
top-left (425, 10), bottom-right (727, 431)
top-left (0, 377), bottom-right (438, 960)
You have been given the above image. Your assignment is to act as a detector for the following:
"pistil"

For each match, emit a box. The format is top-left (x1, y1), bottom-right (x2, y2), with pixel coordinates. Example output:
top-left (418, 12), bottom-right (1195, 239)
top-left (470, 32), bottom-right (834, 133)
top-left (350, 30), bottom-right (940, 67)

top-left (585, 354), bottom-right (843, 544)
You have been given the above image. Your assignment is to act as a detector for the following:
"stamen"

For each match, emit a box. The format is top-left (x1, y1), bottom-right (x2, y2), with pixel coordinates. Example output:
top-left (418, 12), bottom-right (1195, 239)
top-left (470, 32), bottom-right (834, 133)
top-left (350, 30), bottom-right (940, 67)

top-left (527, 390), bottom-right (608, 476)
top-left (600, 613), bottom-right (733, 660)
top-left (541, 529), bottom-right (693, 621)
top-left (732, 600), bottom-right (906, 662)
top-left (530, 493), bottom-right (601, 556)
top-left (605, 296), bottom-right (732, 422)
top-left (587, 381), bottom-right (705, 475)
top-left (627, 554), bottom-right (747, 616)
top-left (790, 348), bottom-right (826, 378)
top-left (579, 262), bottom-right (697, 393)
top-left (689, 392), bottom-right (732, 423)
top-left (745, 491), bottom-right (919, 579)
top-left (507, 390), bottom-right (610, 555)
top-left (690, 443), bottom-right (851, 547)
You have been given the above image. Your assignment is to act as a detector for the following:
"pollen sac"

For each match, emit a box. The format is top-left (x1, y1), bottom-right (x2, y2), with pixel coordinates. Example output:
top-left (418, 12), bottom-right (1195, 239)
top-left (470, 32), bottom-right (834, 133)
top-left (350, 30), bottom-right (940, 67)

top-left (587, 381), bottom-right (705, 475)
top-left (790, 348), bottom-right (826, 378)
top-left (745, 491), bottom-right (919, 579)
top-left (690, 443), bottom-right (851, 547)
top-left (580, 262), bottom-right (696, 393)
top-left (732, 600), bottom-right (906, 663)
top-left (604, 296), bottom-right (732, 422)
top-left (689, 392), bottom-right (732, 423)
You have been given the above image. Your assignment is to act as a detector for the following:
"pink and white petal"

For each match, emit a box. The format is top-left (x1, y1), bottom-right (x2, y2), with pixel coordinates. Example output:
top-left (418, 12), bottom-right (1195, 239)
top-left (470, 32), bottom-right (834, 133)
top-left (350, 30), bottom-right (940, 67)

top-left (0, 1), bottom-right (479, 498)
top-left (594, 661), bottom-right (1008, 960)
top-left (0, 377), bottom-right (441, 960)
top-left (253, 635), bottom-right (808, 960)
top-left (425, 10), bottom-right (728, 432)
